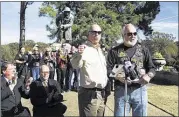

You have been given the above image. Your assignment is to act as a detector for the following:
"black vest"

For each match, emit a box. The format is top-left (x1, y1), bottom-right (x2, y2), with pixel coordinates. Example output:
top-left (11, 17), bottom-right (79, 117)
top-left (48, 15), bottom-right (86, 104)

top-left (115, 44), bottom-right (144, 87)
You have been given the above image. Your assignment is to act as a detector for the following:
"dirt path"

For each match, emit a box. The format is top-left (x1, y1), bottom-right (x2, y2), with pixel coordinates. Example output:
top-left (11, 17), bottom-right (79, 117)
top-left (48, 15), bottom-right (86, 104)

top-left (22, 91), bottom-right (171, 116)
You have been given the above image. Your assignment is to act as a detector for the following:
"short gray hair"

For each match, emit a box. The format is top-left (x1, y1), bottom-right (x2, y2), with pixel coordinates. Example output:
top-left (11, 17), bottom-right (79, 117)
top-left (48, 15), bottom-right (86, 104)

top-left (121, 25), bottom-right (126, 37)
top-left (121, 23), bottom-right (137, 37)
top-left (40, 64), bottom-right (49, 73)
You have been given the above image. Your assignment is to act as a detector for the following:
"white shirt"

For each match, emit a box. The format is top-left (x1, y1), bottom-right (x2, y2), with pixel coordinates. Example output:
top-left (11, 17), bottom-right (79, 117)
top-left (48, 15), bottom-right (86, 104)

top-left (71, 41), bottom-right (108, 89)
top-left (4, 77), bottom-right (30, 94)
top-left (4, 77), bottom-right (16, 92)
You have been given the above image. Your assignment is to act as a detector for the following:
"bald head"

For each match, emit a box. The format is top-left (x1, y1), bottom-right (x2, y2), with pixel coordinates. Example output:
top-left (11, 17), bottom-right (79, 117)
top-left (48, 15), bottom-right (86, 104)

top-left (88, 24), bottom-right (102, 45)
top-left (89, 24), bottom-right (101, 32)
top-left (122, 24), bottom-right (138, 47)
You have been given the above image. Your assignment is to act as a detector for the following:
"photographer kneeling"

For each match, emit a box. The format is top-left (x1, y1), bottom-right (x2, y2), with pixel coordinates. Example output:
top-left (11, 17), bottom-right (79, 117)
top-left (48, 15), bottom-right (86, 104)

top-left (107, 24), bottom-right (156, 116)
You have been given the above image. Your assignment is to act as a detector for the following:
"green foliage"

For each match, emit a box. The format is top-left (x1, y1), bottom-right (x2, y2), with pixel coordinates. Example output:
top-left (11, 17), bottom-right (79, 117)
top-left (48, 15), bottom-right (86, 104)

top-left (142, 32), bottom-right (178, 66)
top-left (1, 40), bottom-right (48, 62)
top-left (135, 1), bottom-right (160, 35)
top-left (151, 32), bottom-right (178, 62)
top-left (1, 42), bottom-right (19, 62)
top-left (163, 66), bottom-right (170, 71)
top-left (1, 45), bottom-right (15, 62)
top-left (38, 1), bottom-right (160, 47)
top-left (39, 2), bottom-right (57, 18)
top-left (153, 52), bottom-right (164, 59)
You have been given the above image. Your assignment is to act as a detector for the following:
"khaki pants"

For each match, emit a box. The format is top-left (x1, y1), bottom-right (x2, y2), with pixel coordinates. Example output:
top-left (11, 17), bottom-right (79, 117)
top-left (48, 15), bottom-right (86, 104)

top-left (78, 87), bottom-right (105, 117)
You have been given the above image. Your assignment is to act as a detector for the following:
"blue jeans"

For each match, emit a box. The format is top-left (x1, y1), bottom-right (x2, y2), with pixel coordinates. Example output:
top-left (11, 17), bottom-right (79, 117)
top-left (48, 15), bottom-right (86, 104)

top-left (32, 67), bottom-right (40, 81)
top-left (114, 85), bottom-right (148, 116)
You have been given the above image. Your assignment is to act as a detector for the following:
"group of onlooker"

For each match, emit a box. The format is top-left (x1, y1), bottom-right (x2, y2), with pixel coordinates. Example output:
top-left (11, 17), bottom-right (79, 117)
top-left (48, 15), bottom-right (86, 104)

top-left (14, 45), bottom-right (80, 93)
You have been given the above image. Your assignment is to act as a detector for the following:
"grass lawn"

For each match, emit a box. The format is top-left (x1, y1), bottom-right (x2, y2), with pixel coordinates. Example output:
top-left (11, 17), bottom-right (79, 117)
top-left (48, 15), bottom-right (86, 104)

top-left (22, 85), bottom-right (175, 116)
top-left (148, 85), bottom-right (178, 116)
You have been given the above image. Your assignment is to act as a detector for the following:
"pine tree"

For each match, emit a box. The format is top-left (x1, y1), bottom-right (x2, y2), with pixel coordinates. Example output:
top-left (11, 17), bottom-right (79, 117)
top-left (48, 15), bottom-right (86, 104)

top-left (38, 1), bottom-right (160, 47)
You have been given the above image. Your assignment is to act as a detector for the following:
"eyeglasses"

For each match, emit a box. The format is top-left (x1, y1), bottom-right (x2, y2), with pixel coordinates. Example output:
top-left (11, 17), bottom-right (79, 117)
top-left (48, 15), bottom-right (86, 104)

top-left (90, 31), bottom-right (102, 35)
top-left (125, 32), bottom-right (137, 36)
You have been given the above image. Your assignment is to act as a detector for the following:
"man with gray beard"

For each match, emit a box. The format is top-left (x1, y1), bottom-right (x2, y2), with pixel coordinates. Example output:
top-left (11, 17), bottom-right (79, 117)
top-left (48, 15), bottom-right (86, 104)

top-left (107, 24), bottom-right (156, 116)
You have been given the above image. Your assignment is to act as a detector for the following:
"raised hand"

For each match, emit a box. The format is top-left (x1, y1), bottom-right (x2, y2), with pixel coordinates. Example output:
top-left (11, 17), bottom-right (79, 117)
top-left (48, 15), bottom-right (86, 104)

top-left (78, 44), bottom-right (86, 54)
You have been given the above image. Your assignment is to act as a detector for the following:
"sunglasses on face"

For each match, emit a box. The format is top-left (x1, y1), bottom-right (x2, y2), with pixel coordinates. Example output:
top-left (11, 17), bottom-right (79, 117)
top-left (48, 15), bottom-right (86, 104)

top-left (90, 31), bottom-right (102, 35)
top-left (125, 32), bottom-right (137, 36)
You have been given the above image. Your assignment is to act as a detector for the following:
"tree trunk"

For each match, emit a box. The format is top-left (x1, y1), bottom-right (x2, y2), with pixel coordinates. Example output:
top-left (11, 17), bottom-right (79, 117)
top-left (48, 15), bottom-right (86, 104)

top-left (19, 1), bottom-right (26, 50)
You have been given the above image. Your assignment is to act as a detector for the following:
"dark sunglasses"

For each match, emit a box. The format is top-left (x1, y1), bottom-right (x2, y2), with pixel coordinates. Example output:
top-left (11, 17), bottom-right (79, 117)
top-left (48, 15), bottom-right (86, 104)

top-left (90, 31), bottom-right (102, 35)
top-left (126, 32), bottom-right (137, 36)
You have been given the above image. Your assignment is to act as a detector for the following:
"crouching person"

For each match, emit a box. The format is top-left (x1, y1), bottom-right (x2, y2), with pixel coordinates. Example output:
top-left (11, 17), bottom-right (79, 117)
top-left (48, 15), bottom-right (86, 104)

top-left (1, 62), bottom-right (32, 117)
top-left (29, 65), bottom-right (67, 117)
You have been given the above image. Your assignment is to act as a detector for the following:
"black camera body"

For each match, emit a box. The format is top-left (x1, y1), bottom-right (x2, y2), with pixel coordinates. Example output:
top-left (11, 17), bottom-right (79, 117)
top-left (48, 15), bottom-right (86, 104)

top-left (124, 61), bottom-right (139, 80)
top-left (128, 64), bottom-right (139, 80)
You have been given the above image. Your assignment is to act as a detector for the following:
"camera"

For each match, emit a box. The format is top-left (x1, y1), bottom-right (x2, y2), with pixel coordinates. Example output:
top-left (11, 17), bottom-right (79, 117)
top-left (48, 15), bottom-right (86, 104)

top-left (124, 61), bottom-right (139, 80)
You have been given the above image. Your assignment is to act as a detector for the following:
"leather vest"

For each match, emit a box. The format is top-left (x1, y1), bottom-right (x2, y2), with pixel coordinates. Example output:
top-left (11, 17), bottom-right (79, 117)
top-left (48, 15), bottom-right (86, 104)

top-left (118, 44), bottom-right (145, 79)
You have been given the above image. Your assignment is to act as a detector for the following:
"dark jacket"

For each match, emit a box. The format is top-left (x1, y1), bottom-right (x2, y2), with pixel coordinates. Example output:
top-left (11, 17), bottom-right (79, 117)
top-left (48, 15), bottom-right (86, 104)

top-left (107, 43), bottom-right (156, 87)
top-left (29, 78), bottom-right (66, 117)
top-left (28, 53), bottom-right (41, 68)
top-left (14, 53), bottom-right (28, 71)
top-left (1, 77), bottom-right (30, 117)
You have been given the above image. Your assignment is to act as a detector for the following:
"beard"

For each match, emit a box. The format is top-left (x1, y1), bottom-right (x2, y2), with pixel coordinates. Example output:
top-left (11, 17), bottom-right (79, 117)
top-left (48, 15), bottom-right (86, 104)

top-left (124, 38), bottom-right (137, 47)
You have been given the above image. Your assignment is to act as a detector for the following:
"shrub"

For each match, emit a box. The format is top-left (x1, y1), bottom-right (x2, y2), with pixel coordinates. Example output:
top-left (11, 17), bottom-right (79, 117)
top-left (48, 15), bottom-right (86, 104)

top-left (153, 52), bottom-right (164, 59)
top-left (163, 66), bottom-right (170, 71)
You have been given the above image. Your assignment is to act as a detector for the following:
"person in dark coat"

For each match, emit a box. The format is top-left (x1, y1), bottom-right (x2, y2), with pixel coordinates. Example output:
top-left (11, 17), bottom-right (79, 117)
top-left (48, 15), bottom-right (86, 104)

top-left (107, 24), bottom-right (156, 116)
top-left (29, 65), bottom-right (67, 117)
top-left (14, 47), bottom-right (28, 80)
top-left (56, 48), bottom-right (67, 93)
top-left (43, 47), bottom-right (56, 80)
top-left (1, 62), bottom-right (32, 117)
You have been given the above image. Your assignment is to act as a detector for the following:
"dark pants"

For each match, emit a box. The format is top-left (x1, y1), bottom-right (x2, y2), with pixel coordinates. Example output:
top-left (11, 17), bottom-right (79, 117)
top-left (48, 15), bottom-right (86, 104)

top-left (72, 69), bottom-right (79, 86)
top-left (56, 67), bottom-right (66, 92)
top-left (78, 87), bottom-right (105, 117)
top-left (49, 70), bottom-right (55, 79)
top-left (17, 65), bottom-right (26, 79)
top-left (33, 103), bottom-right (67, 117)
top-left (65, 67), bottom-right (73, 91)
